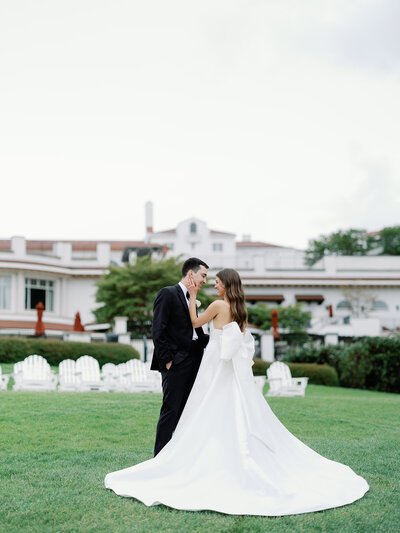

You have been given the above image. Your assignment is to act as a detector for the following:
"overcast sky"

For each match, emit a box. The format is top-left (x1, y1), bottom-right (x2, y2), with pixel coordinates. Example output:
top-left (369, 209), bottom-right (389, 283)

top-left (1, 0), bottom-right (399, 249)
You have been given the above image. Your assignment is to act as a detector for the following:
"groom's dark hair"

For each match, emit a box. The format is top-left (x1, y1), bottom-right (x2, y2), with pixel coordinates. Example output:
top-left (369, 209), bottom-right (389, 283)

top-left (182, 257), bottom-right (209, 277)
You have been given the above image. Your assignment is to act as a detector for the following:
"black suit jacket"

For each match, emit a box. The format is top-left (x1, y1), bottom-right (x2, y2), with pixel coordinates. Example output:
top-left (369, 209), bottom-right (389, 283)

top-left (151, 284), bottom-right (209, 371)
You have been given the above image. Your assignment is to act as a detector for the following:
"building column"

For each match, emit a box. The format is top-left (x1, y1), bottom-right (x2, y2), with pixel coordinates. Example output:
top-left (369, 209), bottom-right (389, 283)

top-left (10, 273), bottom-right (17, 312)
top-left (260, 333), bottom-right (275, 362)
top-left (15, 271), bottom-right (25, 313)
top-left (60, 277), bottom-right (68, 317)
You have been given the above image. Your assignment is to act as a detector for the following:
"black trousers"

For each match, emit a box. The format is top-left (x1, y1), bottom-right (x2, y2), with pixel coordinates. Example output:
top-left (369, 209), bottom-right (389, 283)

top-left (154, 340), bottom-right (203, 456)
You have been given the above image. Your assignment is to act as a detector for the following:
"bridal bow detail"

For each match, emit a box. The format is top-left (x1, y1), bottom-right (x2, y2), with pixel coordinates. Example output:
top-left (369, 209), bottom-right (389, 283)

top-left (219, 322), bottom-right (276, 453)
top-left (220, 322), bottom-right (254, 361)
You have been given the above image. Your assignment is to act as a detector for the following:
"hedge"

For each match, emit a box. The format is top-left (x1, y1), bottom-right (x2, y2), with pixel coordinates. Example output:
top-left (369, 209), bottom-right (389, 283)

top-left (0, 337), bottom-right (139, 367)
top-left (282, 337), bottom-right (400, 393)
top-left (338, 339), bottom-right (400, 393)
top-left (252, 358), bottom-right (339, 387)
top-left (281, 343), bottom-right (343, 369)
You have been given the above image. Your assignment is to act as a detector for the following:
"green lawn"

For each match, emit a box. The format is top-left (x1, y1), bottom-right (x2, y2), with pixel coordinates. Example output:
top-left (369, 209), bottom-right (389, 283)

top-left (1, 372), bottom-right (399, 533)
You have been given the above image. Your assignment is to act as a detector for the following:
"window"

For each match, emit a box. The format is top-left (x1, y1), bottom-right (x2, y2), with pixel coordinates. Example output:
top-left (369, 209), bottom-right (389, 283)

top-left (372, 300), bottom-right (388, 311)
top-left (190, 222), bottom-right (197, 234)
top-left (337, 300), bottom-right (351, 310)
top-left (0, 276), bottom-right (11, 309)
top-left (25, 278), bottom-right (54, 311)
top-left (212, 243), bottom-right (223, 252)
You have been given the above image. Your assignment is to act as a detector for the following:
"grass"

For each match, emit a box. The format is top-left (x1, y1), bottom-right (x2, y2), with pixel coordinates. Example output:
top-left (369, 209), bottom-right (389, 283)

top-left (0, 367), bottom-right (399, 532)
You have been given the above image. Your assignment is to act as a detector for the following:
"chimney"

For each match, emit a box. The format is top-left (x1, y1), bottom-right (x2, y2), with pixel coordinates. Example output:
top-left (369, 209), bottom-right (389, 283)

top-left (242, 234), bottom-right (251, 242)
top-left (145, 201), bottom-right (153, 234)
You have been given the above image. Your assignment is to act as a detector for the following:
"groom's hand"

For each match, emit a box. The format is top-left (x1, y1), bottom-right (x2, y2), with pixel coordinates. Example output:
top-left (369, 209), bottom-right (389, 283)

top-left (166, 361), bottom-right (172, 370)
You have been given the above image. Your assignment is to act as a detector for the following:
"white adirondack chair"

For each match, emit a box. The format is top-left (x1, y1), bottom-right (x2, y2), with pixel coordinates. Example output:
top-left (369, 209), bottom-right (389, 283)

top-left (0, 365), bottom-right (10, 391)
top-left (58, 359), bottom-right (80, 392)
top-left (124, 359), bottom-right (160, 392)
top-left (75, 355), bottom-right (108, 392)
top-left (13, 355), bottom-right (58, 392)
top-left (115, 363), bottom-right (131, 392)
top-left (13, 361), bottom-right (24, 389)
top-left (253, 375), bottom-right (266, 393)
top-left (144, 360), bottom-right (162, 393)
top-left (266, 361), bottom-right (308, 397)
top-left (101, 363), bottom-right (121, 392)
top-left (148, 367), bottom-right (162, 393)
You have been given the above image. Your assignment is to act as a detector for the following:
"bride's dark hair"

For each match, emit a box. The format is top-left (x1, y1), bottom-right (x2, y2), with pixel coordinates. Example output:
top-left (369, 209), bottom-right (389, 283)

top-left (216, 268), bottom-right (247, 332)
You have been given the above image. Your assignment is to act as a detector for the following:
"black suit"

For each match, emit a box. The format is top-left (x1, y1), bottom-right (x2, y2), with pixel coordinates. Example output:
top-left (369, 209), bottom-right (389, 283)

top-left (151, 284), bottom-right (209, 455)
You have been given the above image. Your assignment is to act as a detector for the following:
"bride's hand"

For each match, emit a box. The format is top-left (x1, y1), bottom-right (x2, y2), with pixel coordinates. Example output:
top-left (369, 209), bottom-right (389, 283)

top-left (187, 274), bottom-right (198, 299)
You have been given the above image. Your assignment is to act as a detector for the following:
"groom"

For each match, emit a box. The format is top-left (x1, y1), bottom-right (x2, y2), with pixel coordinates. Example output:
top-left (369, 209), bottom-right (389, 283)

top-left (151, 257), bottom-right (209, 456)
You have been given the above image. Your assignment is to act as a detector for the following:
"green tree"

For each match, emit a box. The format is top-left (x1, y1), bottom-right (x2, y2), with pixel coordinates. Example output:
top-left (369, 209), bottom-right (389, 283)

top-left (94, 256), bottom-right (214, 335)
top-left (305, 229), bottom-right (373, 266)
top-left (379, 226), bottom-right (400, 255)
top-left (247, 303), bottom-right (311, 333)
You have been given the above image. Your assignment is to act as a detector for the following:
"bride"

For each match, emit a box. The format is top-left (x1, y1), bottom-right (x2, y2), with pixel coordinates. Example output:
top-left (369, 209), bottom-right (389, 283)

top-left (105, 268), bottom-right (369, 516)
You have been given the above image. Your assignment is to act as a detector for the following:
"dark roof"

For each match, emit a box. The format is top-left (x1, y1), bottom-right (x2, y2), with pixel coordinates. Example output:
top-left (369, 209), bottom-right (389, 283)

top-left (295, 295), bottom-right (325, 302)
top-left (245, 295), bottom-right (285, 302)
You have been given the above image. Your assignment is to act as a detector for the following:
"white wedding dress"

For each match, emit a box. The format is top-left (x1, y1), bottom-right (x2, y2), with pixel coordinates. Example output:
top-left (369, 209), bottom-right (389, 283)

top-left (105, 322), bottom-right (369, 516)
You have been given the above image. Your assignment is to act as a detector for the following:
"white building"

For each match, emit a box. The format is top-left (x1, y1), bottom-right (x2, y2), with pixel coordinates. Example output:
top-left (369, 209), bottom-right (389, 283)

top-left (0, 236), bottom-right (164, 336)
top-left (145, 202), bottom-right (400, 333)
top-left (1, 202), bottom-right (399, 336)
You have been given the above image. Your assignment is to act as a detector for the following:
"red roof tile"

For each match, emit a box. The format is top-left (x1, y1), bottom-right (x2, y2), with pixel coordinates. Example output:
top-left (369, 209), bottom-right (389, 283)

top-left (0, 240), bottom-right (11, 251)
top-left (1, 239), bottom-right (163, 252)
top-left (210, 230), bottom-right (235, 236)
top-left (236, 241), bottom-right (282, 248)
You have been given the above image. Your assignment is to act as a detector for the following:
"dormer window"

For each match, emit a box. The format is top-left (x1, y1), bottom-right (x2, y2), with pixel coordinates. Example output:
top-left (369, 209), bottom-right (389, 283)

top-left (190, 222), bottom-right (197, 234)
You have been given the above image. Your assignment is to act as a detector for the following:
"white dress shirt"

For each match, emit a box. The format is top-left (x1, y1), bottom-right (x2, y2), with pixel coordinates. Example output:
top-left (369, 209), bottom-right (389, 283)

top-left (179, 281), bottom-right (198, 340)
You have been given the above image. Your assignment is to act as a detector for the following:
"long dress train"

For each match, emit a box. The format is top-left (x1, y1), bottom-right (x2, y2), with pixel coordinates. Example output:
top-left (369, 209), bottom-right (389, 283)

top-left (105, 322), bottom-right (369, 516)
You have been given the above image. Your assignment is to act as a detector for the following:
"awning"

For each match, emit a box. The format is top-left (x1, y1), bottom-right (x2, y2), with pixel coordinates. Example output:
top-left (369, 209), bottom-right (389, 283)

top-left (246, 295), bottom-right (285, 302)
top-left (295, 295), bottom-right (324, 303)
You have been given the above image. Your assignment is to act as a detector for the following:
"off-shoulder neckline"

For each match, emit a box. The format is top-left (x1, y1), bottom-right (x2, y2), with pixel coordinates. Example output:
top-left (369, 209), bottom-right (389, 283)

top-left (213, 321), bottom-right (244, 332)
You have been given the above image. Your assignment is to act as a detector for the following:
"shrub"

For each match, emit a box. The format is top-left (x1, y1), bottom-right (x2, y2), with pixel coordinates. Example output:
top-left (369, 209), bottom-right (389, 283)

top-left (282, 337), bottom-right (400, 393)
top-left (288, 363), bottom-right (339, 386)
top-left (252, 358), bottom-right (339, 387)
top-left (0, 337), bottom-right (139, 367)
top-left (338, 338), bottom-right (400, 393)
top-left (282, 343), bottom-right (343, 371)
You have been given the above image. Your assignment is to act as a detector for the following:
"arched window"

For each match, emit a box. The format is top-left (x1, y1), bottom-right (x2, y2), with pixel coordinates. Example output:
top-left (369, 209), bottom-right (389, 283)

top-left (337, 300), bottom-right (351, 310)
top-left (190, 222), bottom-right (197, 234)
top-left (372, 300), bottom-right (388, 311)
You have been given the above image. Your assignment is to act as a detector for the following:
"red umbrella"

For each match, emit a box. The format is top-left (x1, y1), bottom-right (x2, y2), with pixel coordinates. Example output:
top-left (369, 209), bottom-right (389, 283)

top-left (35, 302), bottom-right (45, 337)
top-left (73, 312), bottom-right (85, 332)
top-left (271, 309), bottom-right (280, 341)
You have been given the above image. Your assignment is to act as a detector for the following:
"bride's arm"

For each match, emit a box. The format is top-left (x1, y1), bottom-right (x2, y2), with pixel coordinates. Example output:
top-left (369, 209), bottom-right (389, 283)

top-left (189, 298), bottom-right (221, 328)
top-left (187, 276), bottom-right (221, 327)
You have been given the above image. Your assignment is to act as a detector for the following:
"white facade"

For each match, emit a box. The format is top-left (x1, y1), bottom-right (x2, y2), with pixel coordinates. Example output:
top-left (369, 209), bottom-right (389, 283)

top-left (146, 210), bottom-right (400, 333)
top-left (1, 204), bottom-right (400, 336)
top-left (147, 217), bottom-right (236, 264)
top-left (0, 236), bottom-right (163, 335)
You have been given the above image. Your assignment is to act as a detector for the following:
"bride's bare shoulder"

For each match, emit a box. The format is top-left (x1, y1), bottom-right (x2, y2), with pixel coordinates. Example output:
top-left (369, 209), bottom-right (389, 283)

top-left (213, 299), bottom-right (229, 309)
